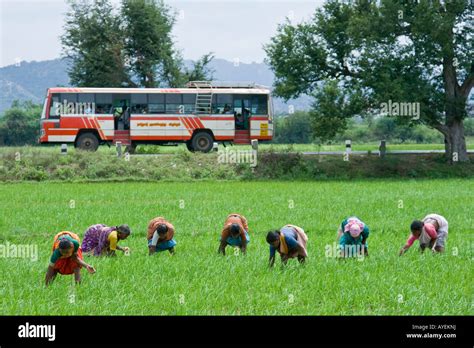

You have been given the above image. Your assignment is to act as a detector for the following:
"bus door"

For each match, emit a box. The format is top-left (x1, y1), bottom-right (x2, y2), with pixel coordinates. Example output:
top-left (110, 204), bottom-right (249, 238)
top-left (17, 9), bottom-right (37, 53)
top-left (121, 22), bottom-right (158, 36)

top-left (233, 96), bottom-right (251, 131)
top-left (112, 94), bottom-right (131, 131)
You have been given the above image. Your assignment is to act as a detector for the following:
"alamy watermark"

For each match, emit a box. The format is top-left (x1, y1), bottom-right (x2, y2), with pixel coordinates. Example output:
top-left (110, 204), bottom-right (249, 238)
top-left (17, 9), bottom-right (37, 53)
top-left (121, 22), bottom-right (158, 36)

top-left (18, 322), bottom-right (55, 341)
top-left (380, 100), bottom-right (420, 120)
top-left (55, 99), bottom-right (96, 115)
top-left (217, 148), bottom-right (257, 167)
top-left (0, 241), bottom-right (38, 261)
top-left (325, 242), bottom-right (365, 261)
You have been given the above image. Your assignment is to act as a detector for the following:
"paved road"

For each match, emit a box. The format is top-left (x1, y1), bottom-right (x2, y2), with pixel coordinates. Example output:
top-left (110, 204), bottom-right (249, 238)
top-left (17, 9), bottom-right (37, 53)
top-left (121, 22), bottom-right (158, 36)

top-left (130, 149), bottom-right (474, 156)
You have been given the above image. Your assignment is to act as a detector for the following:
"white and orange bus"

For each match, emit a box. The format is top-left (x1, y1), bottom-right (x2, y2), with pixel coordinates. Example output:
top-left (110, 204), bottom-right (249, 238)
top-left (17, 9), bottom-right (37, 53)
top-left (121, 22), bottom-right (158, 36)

top-left (39, 81), bottom-right (273, 152)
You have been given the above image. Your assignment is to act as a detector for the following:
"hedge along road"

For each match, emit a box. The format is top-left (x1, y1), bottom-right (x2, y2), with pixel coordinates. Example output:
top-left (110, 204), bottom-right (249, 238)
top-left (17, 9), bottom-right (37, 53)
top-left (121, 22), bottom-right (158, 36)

top-left (129, 149), bottom-right (474, 156)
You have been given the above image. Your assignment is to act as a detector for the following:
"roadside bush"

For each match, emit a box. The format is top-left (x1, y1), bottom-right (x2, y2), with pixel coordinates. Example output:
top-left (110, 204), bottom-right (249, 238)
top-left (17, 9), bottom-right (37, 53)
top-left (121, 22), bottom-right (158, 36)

top-left (21, 166), bottom-right (48, 181)
top-left (0, 101), bottom-right (42, 146)
top-left (55, 166), bottom-right (77, 180)
top-left (1, 147), bottom-right (473, 182)
top-left (463, 118), bottom-right (474, 136)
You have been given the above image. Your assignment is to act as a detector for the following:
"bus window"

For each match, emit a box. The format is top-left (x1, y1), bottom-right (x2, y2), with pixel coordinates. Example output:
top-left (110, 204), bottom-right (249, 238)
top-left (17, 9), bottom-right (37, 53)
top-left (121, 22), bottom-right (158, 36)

top-left (233, 97), bottom-right (244, 129)
top-left (55, 93), bottom-right (78, 115)
top-left (60, 93), bottom-right (77, 104)
top-left (95, 93), bottom-right (113, 114)
top-left (165, 94), bottom-right (182, 114)
top-left (131, 93), bottom-right (148, 114)
top-left (78, 94), bottom-right (95, 114)
top-left (182, 94), bottom-right (196, 114)
top-left (49, 93), bottom-right (61, 118)
top-left (78, 93), bottom-right (94, 103)
top-left (148, 94), bottom-right (165, 114)
top-left (212, 94), bottom-right (233, 114)
top-left (251, 94), bottom-right (268, 115)
top-left (269, 95), bottom-right (274, 122)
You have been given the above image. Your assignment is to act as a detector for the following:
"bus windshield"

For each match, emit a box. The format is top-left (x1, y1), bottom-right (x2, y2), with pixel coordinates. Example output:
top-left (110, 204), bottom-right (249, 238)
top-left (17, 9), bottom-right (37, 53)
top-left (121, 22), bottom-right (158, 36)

top-left (41, 98), bottom-right (48, 119)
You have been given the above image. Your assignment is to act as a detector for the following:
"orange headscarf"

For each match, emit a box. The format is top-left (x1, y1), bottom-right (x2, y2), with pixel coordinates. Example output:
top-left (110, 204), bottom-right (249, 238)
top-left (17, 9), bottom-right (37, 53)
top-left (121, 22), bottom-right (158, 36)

top-left (221, 213), bottom-right (248, 240)
top-left (52, 231), bottom-right (80, 251)
top-left (147, 217), bottom-right (175, 241)
top-left (52, 231), bottom-right (81, 258)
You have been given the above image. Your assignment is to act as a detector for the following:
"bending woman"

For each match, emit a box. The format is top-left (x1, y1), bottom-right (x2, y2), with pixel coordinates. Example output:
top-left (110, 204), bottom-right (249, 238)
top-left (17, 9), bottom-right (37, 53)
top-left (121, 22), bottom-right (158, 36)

top-left (45, 231), bottom-right (95, 286)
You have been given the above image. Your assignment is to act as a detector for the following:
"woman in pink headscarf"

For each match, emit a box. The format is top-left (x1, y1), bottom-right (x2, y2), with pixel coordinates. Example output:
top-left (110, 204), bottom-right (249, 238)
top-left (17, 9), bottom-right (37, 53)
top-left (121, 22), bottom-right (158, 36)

top-left (337, 216), bottom-right (370, 257)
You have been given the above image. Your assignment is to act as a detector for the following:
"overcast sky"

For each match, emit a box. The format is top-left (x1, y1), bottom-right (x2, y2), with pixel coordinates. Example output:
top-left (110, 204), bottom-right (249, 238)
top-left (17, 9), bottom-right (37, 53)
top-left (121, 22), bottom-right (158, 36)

top-left (0, 0), bottom-right (323, 67)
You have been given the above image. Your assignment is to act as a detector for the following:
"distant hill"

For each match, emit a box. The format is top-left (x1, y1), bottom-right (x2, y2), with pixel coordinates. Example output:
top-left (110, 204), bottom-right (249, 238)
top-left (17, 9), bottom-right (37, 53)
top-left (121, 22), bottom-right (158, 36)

top-left (0, 58), bottom-right (311, 115)
top-left (0, 59), bottom-right (70, 113)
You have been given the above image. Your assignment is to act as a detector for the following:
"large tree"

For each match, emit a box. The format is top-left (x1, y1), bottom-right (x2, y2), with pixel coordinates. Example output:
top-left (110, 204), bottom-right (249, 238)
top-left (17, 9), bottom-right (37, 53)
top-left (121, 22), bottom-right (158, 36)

top-left (265, 0), bottom-right (473, 162)
top-left (62, 0), bottom-right (131, 87)
top-left (180, 53), bottom-right (215, 83)
top-left (122, 0), bottom-right (181, 87)
top-left (62, 0), bottom-right (213, 88)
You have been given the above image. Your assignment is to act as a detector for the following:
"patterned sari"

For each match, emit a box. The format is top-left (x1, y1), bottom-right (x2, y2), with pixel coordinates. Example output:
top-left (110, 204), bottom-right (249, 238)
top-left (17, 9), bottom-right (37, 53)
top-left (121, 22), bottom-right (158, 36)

top-left (81, 224), bottom-right (116, 256)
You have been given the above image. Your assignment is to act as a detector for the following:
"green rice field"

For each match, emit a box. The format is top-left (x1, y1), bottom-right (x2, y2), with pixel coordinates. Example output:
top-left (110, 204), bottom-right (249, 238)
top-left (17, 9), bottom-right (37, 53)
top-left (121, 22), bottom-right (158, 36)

top-left (0, 180), bottom-right (472, 315)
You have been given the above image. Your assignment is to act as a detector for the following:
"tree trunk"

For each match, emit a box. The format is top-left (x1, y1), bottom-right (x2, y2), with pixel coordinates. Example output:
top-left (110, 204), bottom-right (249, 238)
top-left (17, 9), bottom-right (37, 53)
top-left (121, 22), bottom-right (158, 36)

top-left (443, 120), bottom-right (469, 163)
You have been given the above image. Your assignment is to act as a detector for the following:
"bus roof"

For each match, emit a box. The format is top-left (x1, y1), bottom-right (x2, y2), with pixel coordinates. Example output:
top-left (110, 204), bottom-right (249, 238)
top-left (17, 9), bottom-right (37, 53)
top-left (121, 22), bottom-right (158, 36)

top-left (47, 87), bottom-right (271, 94)
top-left (186, 81), bottom-right (269, 89)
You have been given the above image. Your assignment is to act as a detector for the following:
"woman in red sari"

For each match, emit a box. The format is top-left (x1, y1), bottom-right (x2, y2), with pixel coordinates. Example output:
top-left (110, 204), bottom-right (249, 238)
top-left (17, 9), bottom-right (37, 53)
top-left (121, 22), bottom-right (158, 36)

top-left (45, 231), bottom-right (95, 286)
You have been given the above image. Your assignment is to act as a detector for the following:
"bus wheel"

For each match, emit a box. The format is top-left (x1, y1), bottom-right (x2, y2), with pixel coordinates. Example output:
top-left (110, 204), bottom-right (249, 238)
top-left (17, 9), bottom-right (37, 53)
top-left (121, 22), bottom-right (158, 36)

top-left (75, 132), bottom-right (99, 151)
top-left (191, 132), bottom-right (213, 153)
top-left (185, 141), bottom-right (195, 152)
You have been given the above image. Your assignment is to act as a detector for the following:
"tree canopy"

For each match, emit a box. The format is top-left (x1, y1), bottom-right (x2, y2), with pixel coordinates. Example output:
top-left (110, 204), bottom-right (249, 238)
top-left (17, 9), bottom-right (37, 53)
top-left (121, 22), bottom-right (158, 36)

top-left (265, 0), bottom-right (473, 162)
top-left (0, 101), bottom-right (42, 146)
top-left (62, 0), bottom-right (213, 88)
